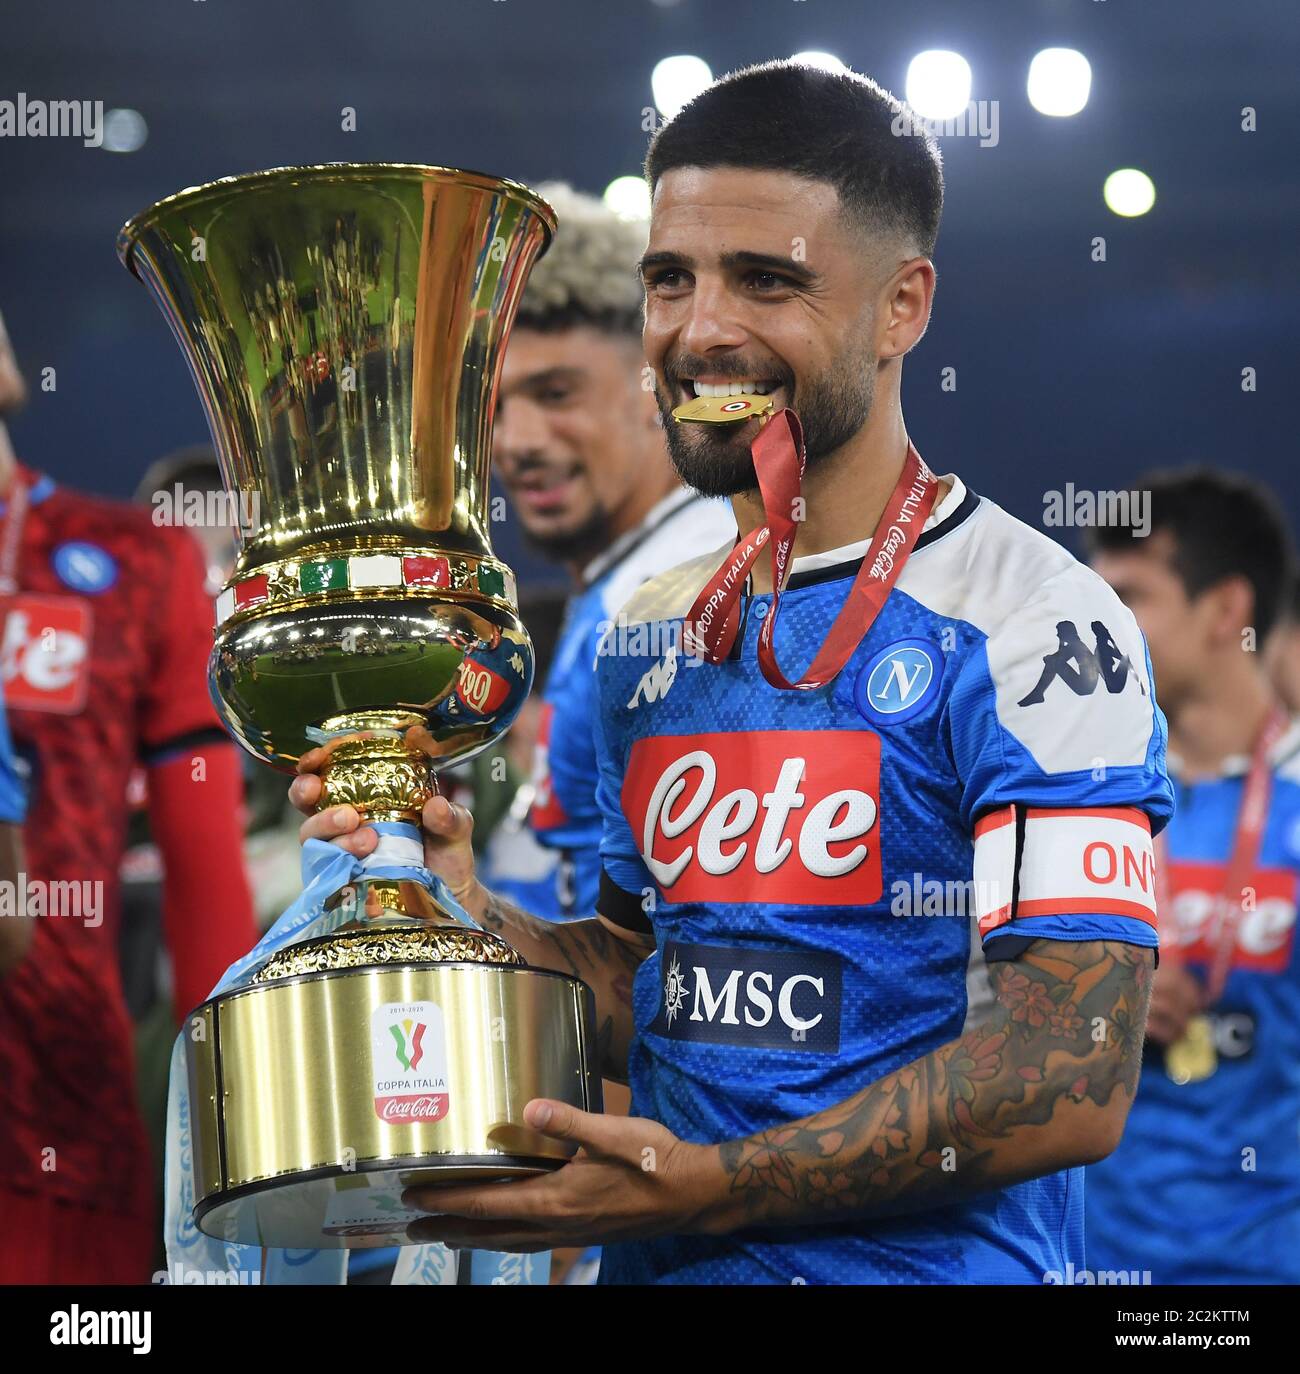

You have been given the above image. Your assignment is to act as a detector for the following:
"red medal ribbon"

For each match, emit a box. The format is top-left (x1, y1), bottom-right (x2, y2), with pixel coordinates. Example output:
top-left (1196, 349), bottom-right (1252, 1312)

top-left (684, 408), bottom-right (939, 691)
top-left (1154, 703), bottom-right (1289, 1003)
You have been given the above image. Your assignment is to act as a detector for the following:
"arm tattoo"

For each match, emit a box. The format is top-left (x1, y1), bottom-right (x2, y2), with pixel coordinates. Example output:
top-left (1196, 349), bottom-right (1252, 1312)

top-left (477, 889), bottom-right (651, 1081)
top-left (715, 940), bottom-right (1153, 1228)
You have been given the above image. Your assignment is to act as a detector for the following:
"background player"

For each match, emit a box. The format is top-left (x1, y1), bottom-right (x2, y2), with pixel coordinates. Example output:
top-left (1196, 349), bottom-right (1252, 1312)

top-left (490, 183), bottom-right (732, 923)
top-left (0, 304), bottom-right (257, 1283)
top-left (1085, 469), bottom-right (1300, 1282)
top-left (292, 63), bottom-right (1171, 1283)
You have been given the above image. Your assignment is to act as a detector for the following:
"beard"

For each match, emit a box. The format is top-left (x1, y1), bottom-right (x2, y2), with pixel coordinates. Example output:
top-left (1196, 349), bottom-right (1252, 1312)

top-left (655, 355), bottom-right (876, 498)
top-left (517, 501), bottom-right (612, 567)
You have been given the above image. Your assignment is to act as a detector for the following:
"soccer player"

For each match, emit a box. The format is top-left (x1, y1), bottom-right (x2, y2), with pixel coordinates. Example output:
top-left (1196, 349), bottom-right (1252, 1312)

top-left (488, 183), bottom-right (734, 1284)
top-left (1085, 470), bottom-right (1300, 1283)
top-left (0, 305), bottom-right (257, 1283)
top-left (292, 63), bottom-right (1171, 1284)
top-left (491, 183), bottom-right (732, 921)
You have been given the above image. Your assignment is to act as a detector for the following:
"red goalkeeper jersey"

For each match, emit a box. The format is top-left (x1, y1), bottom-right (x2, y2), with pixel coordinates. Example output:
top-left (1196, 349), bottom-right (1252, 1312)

top-left (0, 463), bottom-right (251, 1232)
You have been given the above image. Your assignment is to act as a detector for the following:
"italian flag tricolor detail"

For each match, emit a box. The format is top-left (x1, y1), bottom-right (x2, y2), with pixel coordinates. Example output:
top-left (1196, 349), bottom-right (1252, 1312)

top-left (217, 554), bottom-right (513, 625)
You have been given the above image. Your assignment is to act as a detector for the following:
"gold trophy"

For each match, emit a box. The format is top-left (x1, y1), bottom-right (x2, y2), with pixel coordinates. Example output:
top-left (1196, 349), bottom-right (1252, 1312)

top-left (119, 165), bottom-right (600, 1247)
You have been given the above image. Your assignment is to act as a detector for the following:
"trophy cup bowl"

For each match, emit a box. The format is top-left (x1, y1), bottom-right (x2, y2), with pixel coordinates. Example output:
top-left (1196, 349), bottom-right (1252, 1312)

top-left (119, 164), bottom-right (601, 1248)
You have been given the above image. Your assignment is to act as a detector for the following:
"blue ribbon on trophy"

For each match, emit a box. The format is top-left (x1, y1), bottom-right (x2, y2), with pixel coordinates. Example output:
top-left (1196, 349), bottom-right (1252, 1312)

top-left (162, 825), bottom-right (551, 1286)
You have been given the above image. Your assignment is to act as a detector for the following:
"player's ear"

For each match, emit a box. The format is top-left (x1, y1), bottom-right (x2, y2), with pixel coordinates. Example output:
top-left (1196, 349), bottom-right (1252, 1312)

top-left (879, 256), bottom-right (936, 360)
top-left (1205, 573), bottom-right (1255, 647)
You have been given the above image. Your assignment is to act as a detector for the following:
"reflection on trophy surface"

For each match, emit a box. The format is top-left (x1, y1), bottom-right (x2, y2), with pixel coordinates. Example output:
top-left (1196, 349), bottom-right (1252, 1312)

top-left (119, 164), bottom-right (601, 1248)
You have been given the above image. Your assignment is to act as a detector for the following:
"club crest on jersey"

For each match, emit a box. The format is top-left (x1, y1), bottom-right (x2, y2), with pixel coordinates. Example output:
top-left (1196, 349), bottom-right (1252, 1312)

top-left (622, 729), bottom-right (882, 906)
top-left (1018, 619), bottom-right (1145, 707)
top-left (52, 541), bottom-right (118, 594)
top-left (650, 940), bottom-right (843, 1052)
top-left (854, 638), bottom-right (943, 725)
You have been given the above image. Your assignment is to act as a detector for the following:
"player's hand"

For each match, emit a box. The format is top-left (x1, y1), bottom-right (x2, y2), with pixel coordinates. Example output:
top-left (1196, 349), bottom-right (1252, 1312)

top-left (1144, 961), bottom-right (1203, 1046)
top-left (288, 744), bottom-right (479, 906)
top-left (403, 1099), bottom-right (727, 1252)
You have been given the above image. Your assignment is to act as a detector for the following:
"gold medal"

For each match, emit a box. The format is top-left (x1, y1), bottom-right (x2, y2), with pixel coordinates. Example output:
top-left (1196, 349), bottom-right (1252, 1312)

top-left (1165, 1015), bottom-right (1218, 1084)
top-left (672, 393), bottom-right (776, 425)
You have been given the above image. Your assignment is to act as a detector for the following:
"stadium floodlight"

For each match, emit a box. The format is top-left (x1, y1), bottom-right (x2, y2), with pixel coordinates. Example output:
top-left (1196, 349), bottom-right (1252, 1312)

top-left (1103, 168), bottom-right (1157, 218)
top-left (1028, 48), bottom-right (1092, 117)
top-left (652, 55), bottom-right (714, 119)
top-left (791, 51), bottom-right (847, 75)
top-left (102, 108), bottom-right (148, 153)
top-left (905, 51), bottom-right (972, 120)
top-left (603, 176), bottom-right (651, 222)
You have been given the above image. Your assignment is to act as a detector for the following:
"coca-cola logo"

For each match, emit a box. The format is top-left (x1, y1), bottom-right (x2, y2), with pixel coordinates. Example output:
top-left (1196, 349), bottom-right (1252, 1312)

top-left (622, 730), bottom-right (882, 906)
top-left (455, 658), bottom-right (510, 715)
top-left (1165, 860), bottom-right (1296, 974)
top-left (376, 1093), bottom-right (449, 1123)
top-left (0, 594), bottom-right (93, 714)
top-left (868, 525), bottom-right (907, 580)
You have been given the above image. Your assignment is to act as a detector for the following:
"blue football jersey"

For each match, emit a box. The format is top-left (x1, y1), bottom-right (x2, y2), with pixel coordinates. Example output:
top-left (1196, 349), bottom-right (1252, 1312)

top-left (590, 476), bottom-right (1173, 1284)
top-left (524, 488), bottom-right (734, 920)
top-left (1085, 725), bottom-right (1300, 1283)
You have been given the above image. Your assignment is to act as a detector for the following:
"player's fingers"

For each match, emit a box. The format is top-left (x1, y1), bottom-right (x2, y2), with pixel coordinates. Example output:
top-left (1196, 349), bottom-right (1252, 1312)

top-left (288, 772), bottom-right (322, 816)
top-left (422, 793), bottom-right (476, 844)
top-left (297, 804), bottom-right (378, 858)
top-left (403, 1172), bottom-right (559, 1223)
top-left (419, 794), bottom-right (478, 893)
top-left (520, 1099), bottom-right (635, 1161)
top-left (295, 746), bottom-right (330, 776)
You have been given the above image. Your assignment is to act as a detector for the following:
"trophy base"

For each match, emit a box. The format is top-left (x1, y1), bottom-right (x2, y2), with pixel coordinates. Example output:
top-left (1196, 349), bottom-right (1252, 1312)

top-left (195, 1154), bottom-right (563, 1249)
top-left (186, 956), bottom-right (600, 1249)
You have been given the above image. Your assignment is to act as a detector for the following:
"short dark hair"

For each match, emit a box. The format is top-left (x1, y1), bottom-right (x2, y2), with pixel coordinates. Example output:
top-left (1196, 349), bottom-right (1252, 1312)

top-left (1087, 467), bottom-right (1297, 640)
top-left (645, 61), bottom-right (944, 257)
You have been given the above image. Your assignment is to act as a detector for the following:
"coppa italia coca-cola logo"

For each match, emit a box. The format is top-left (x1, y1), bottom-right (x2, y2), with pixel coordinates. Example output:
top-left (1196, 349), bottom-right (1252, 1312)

top-left (622, 730), bottom-right (882, 906)
top-left (371, 1001), bottom-right (451, 1123)
top-left (455, 657), bottom-right (510, 715)
top-left (0, 595), bottom-right (93, 714)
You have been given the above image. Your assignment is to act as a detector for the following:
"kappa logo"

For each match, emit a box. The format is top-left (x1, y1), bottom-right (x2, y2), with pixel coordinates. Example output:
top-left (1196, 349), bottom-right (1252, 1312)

top-left (1018, 619), bottom-right (1146, 707)
top-left (650, 940), bottom-right (843, 1052)
top-left (627, 643), bottom-right (679, 709)
top-left (622, 730), bottom-right (882, 906)
top-left (855, 638), bottom-right (943, 725)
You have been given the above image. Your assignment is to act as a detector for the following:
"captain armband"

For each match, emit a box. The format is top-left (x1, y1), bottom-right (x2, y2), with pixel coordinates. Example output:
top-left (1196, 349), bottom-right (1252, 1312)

top-left (973, 804), bottom-right (1157, 954)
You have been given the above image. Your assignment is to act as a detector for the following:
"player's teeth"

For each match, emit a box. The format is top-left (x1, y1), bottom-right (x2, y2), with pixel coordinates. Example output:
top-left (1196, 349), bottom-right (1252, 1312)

top-left (691, 380), bottom-right (776, 397)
